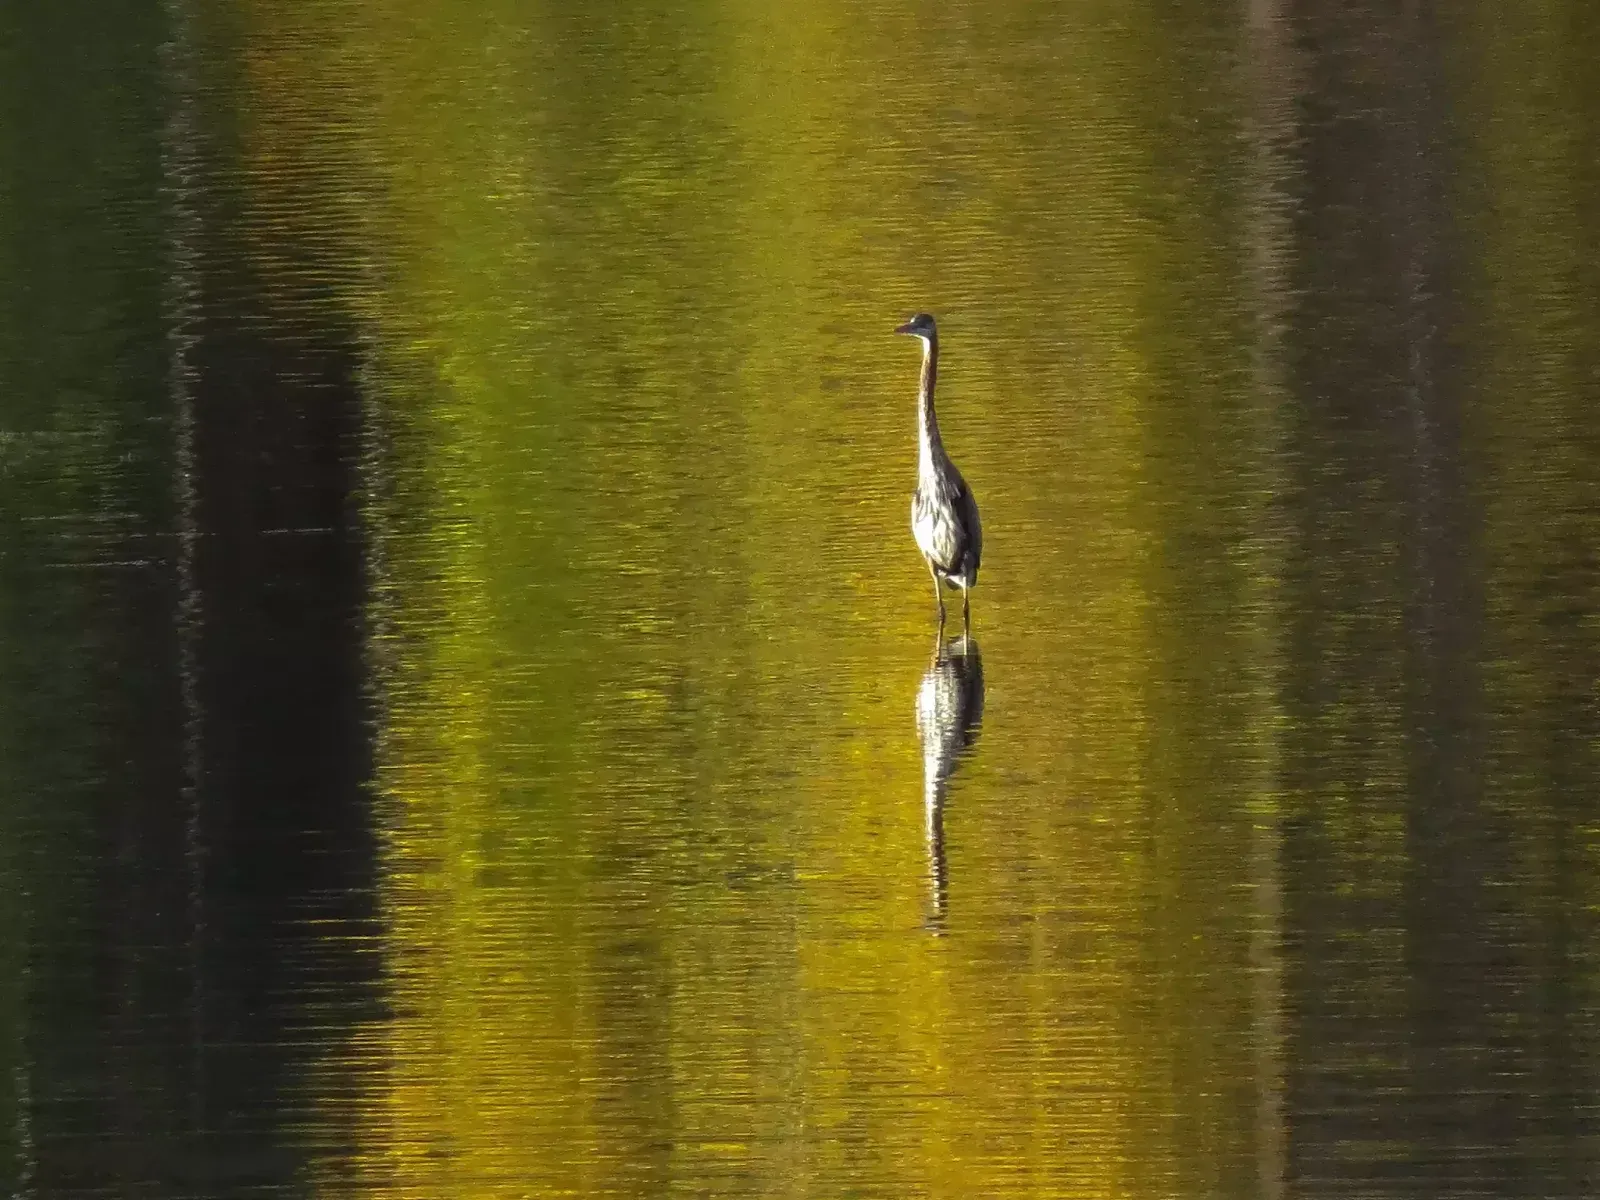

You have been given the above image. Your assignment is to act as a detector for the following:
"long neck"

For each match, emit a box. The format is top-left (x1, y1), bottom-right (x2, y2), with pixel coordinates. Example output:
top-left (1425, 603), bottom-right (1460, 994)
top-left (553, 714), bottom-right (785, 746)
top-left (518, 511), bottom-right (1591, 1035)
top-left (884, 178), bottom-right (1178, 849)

top-left (917, 334), bottom-right (943, 475)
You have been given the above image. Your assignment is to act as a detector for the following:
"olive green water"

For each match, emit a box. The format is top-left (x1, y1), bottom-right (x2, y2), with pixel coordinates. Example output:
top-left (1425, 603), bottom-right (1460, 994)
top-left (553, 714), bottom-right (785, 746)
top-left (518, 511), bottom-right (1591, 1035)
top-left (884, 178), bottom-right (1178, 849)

top-left (2, 0), bottom-right (1599, 1196)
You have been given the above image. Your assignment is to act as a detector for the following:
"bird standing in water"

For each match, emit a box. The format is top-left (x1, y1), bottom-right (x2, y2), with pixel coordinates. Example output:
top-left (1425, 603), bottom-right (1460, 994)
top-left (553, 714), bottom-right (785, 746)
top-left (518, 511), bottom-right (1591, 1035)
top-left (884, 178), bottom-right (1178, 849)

top-left (896, 313), bottom-right (981, 632)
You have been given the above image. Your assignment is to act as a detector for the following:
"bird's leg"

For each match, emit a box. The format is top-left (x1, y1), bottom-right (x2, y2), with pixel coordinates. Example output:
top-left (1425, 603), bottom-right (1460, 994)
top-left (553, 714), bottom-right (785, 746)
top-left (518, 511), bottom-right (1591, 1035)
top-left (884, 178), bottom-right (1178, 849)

top-left (962, 588), bottom-right (970, 634)
top-left (928, 563), bottom-right (945, 623)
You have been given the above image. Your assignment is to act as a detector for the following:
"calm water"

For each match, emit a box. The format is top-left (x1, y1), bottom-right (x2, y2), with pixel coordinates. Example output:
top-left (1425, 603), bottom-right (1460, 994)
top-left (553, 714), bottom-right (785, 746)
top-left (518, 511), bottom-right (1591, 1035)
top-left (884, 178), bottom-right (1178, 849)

top-left (2, 0), bottom-right (1599, 1195)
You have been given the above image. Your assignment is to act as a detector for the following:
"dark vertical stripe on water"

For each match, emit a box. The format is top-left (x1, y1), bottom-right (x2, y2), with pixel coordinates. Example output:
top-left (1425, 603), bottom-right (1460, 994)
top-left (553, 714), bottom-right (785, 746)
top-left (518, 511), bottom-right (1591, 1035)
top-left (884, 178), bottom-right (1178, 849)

top-left (167, 9), bottom-right (383, 1181)
top-left (0, 0), bottom-right (189, 1188)
top-left (181, 289), bottom-right (379, 1195)
top-left (0, 0), bottom-right (382, 1192)
top-left (1278, 2), bottom-right (1596, 1196)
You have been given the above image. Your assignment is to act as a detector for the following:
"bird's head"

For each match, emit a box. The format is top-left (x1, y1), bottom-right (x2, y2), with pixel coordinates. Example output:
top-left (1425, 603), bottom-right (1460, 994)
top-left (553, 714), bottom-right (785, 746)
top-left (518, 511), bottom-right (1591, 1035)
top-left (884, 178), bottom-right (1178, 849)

top-left (894, 312), bottom-right (938, 342)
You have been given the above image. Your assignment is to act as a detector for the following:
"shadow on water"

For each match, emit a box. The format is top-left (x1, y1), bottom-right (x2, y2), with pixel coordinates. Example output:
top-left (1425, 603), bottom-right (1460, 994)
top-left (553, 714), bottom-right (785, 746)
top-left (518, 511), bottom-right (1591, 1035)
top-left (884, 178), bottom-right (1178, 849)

top-left (0, 2), bottom-right (384, 1186)
top-left (915, 632), bottom-right (985, 935)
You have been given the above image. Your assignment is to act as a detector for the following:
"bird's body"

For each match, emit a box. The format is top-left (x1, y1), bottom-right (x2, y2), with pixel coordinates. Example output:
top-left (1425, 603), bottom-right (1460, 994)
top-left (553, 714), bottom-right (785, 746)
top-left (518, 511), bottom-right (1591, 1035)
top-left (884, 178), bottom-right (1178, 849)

top-left (896, 313), bottom-right (981, 629)
top-left (912, 457), bottom-right (981, 592)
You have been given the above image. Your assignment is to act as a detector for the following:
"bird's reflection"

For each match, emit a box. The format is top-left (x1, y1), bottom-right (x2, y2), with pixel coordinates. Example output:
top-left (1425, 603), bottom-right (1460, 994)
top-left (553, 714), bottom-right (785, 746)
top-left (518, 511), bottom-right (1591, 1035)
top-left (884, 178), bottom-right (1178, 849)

top-left (915, 631), bottom-right (985, 934)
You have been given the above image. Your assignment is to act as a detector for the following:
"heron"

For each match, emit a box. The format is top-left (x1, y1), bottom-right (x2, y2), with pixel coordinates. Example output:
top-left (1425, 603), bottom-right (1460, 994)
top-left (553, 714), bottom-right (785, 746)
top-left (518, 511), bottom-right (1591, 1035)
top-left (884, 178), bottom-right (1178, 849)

top-left (895, 312), bottom-right (982, 632)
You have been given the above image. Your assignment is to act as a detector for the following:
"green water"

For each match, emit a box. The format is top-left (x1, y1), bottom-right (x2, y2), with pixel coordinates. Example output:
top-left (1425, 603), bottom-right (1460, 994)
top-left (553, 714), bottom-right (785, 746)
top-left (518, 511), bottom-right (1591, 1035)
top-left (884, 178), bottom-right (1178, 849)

top-left (1, 0), bottom-right (1598, 1195)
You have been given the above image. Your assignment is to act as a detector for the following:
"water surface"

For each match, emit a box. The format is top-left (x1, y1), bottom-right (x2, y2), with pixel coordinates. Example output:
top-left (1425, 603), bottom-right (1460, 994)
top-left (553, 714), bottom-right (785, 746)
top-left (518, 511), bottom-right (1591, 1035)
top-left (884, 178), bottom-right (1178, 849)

top-left (2, 0), bottom-right (1599, 1196)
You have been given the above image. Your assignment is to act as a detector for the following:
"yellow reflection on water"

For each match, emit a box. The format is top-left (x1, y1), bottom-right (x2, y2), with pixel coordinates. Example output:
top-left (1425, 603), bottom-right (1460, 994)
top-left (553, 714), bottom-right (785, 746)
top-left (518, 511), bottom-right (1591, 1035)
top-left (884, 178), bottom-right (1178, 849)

top-left (226, 0), bottom-right (1292, 1195)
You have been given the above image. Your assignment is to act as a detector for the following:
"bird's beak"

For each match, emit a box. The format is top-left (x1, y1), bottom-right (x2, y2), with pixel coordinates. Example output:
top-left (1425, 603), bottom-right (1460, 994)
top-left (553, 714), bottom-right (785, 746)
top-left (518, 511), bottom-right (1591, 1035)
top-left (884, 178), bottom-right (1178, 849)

top-left (894, 321), bottom-right (915, 336)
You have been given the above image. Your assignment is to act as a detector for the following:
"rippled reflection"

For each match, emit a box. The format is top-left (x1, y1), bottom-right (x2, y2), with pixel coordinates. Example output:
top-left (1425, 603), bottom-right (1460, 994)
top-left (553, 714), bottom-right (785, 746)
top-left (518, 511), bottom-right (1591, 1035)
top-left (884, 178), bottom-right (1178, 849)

top-left (916, 633), bottom-right (985, 934)
top-left (2, 0), bottom-right (1600, 1196)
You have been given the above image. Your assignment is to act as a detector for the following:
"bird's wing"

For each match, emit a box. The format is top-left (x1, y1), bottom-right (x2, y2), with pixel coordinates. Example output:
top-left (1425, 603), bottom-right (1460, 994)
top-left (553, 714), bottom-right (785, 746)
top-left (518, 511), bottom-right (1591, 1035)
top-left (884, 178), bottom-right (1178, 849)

top-left (958, 479), bottom-right (981, 576)
top-left (913, 487), bottom-right (959, 573)
top-left (914, 474), bottom-right (981, 578)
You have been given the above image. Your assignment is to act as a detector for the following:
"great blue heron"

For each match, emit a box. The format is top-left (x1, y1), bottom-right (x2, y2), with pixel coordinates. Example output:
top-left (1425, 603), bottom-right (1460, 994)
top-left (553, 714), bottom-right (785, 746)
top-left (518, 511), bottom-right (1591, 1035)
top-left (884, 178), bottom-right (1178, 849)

top-left (895, 313), bottom-right (982, 631)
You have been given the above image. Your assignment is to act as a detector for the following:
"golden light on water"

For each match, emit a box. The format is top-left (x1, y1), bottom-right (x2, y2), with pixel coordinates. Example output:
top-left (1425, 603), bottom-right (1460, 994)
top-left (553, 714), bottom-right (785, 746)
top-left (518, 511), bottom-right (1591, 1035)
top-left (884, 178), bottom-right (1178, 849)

top-left (181, 0), bottom-right (1600, 1195)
